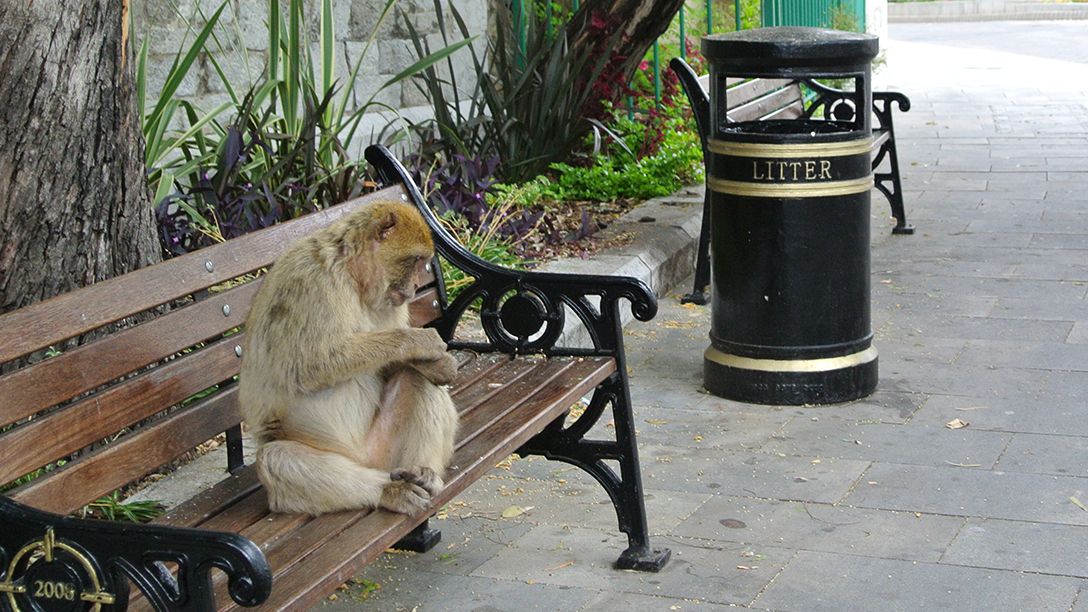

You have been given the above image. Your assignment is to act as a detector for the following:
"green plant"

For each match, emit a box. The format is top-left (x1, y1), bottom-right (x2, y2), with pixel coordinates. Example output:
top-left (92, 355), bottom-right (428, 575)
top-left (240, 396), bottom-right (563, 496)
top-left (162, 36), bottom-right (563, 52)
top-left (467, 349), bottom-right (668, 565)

top-left (405, 0), bottom-right (619, 183)
top-left (546, 114), bottom-right (703, 202)
top-left (82, 492), bottom-right (164, 523)
top-left (144, 0), bottom-right (474, 253)
top-left (429, 182), bottom-right (536, 302)
top-left (136, 1), bottom-right (234, 204)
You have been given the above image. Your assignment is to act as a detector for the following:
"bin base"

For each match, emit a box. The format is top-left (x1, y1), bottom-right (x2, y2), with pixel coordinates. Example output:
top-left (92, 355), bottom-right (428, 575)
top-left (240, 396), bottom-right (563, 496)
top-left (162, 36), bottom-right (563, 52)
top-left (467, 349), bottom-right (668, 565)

top-left (704, 345), bottom-right (877, 405)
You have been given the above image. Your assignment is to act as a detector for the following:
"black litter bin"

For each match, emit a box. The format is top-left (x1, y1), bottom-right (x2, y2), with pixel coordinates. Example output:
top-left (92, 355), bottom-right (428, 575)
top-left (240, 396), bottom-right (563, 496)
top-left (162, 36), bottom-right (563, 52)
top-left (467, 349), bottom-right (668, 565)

top-left (701, 27), bottom-right (879, 405)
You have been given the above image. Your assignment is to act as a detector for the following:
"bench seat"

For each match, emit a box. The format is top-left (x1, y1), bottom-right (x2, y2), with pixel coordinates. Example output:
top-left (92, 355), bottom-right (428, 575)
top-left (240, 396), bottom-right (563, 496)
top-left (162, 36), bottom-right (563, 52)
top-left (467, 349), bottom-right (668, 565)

top-left (125, 352), bottom-right (613, 610)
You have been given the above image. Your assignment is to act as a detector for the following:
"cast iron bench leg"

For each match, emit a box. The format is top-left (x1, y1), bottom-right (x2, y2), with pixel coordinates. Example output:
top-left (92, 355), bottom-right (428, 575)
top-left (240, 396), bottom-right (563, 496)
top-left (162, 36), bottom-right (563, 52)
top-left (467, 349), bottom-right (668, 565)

top-left (393, 518), bottom-right (442, 553)
top-left (681, 191), bottom-right (712, 305)
top-left (519, 374), bottom-right (671, 572)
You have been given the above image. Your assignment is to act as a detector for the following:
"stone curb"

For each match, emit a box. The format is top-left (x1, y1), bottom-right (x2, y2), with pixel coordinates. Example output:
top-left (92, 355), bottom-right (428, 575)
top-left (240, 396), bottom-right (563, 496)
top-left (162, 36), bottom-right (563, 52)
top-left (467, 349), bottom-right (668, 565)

top-left (541, 185), bottom-right (704, 347)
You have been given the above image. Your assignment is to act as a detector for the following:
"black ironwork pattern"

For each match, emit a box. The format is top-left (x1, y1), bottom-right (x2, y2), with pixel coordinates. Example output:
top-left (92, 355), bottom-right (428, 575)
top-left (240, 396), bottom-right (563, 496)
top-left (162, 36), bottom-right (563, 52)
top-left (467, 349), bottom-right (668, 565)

top-left (803, 79), bottom-right (915, 234)
top-left (365, 145), bottom-right (658, 358)
top-left (0, 497), bottom-right (271, 611)
top-left (365, 144), bottom-right (669, 572)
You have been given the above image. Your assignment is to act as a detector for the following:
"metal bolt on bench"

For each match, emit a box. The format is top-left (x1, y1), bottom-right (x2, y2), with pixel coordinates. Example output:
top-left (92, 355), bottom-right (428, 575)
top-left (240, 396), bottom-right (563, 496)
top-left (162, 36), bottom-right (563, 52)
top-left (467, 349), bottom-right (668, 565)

top-left (701, 27), bottom-right (880, 405)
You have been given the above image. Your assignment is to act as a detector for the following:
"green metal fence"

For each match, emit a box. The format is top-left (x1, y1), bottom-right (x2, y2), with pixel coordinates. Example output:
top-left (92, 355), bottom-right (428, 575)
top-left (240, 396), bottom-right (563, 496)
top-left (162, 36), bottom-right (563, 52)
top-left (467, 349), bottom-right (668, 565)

top-left (761, 0), bottom-right (866, 30)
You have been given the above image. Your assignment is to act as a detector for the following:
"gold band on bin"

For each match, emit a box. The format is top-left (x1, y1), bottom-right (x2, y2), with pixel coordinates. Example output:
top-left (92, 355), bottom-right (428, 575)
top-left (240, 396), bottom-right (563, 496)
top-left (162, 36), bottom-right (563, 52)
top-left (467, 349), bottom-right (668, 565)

top-left (708, 137), bottom-right (873, 158)
top-left (709, 175), bottom-right (874, 198)
top-left (705, 345), bottom-right (877, 373)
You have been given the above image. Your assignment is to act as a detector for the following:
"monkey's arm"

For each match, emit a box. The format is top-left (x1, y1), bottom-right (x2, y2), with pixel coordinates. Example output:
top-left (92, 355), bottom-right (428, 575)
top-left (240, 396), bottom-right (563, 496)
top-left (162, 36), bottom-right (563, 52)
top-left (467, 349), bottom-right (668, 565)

top-left (299, 327), bottom-right (449, 392)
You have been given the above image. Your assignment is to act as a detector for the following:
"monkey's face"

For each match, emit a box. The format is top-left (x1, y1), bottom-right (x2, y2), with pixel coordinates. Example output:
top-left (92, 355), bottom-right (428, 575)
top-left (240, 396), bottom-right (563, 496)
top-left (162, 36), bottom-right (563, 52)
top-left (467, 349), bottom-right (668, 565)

top-left (345, 202), bottom-right (435, 310)
top-left (386, 254), bottom-right (432, 307)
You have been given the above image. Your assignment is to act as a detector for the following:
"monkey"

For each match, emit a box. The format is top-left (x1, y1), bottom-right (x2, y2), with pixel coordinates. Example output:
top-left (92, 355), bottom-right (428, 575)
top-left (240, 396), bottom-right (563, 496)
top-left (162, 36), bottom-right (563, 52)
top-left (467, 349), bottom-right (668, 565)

top-left (238, 200), bottom-right (459, 517)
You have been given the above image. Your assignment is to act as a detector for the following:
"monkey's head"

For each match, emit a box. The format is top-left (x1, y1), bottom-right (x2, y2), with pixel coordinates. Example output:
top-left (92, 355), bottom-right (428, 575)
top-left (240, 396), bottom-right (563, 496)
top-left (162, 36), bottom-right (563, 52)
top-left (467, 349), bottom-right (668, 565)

top-left (337, 201), bottom-right (435, 309)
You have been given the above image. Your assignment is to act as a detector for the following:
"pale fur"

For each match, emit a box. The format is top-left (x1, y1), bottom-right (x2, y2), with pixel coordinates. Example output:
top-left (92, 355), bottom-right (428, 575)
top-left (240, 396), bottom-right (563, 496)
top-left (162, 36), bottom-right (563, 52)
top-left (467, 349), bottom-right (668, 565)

top-left (239, 201), bottom-right (459, 516)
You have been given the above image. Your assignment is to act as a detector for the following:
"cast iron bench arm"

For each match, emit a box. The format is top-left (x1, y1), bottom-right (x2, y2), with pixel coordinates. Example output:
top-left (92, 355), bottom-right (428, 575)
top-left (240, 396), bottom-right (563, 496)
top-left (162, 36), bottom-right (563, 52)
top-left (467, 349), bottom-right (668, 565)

top-left (0, 496), bottom-right (271, 610)
top-left (800, 78), bottom-right (911, 131)
top-left (365, 145), bottom-right (658, 358)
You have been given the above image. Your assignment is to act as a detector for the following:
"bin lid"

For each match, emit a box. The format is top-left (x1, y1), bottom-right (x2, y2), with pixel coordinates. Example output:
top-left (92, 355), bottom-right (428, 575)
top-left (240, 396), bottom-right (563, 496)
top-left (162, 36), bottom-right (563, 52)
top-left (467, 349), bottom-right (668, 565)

top-left (702, 27), bottom-right (878, 73)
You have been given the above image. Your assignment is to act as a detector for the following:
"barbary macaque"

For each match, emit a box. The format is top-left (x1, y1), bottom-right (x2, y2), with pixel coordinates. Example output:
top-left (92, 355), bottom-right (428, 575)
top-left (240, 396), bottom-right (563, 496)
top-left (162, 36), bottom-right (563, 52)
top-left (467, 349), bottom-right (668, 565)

top-left (239, 201), bottom-right (459, 516)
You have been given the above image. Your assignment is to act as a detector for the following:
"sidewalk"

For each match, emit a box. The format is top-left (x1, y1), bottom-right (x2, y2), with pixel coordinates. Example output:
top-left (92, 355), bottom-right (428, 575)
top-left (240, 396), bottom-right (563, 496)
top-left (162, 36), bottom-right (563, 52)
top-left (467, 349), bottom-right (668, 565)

top-left (326, 22), bottom-right (1088, 610)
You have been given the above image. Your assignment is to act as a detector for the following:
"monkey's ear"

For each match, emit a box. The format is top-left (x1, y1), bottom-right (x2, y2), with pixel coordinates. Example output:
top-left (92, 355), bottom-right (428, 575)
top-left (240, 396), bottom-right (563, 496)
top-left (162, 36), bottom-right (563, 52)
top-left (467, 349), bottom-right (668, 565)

top-left (376, 211), bottom-right (397, 242)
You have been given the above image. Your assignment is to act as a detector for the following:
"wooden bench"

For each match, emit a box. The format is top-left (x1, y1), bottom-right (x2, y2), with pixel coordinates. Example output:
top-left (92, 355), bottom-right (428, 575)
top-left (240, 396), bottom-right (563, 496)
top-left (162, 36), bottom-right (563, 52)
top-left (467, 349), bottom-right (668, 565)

top-left (0, 144), bottom-right (670, 611)
top-left (670, 57), bottom-right (913, 304)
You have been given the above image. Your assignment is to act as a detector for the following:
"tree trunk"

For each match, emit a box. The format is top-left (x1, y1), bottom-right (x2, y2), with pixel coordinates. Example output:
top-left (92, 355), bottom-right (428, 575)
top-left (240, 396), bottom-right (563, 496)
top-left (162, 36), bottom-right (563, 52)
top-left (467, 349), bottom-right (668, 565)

top-left (565, 0), bottom-right (688, 107)
top-left (0, 0), bottom-right (160, 316)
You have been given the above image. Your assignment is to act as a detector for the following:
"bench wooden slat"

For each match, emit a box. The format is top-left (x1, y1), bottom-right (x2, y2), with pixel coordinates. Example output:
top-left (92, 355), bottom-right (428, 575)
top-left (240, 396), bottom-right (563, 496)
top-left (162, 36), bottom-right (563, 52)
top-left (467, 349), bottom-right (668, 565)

top-left (10, 388), bottom-right (240, 513)
top-left (455, 357), bottom-right (580, 449)
top-left (198, 487), bottom-right (273, 535)
top-left (728, 83), bottom-right (805, 123)
top-left (0, 336), bottom-right (242, 486)
top-left (761, 100), bottom-right (805, 121)
top-left (449, 355), bottom-right (546, 416)
top-left (155, 468), bottom-right (263, 528)
top-left (0, 187), bottom-right (406, 364)
top-left (0, 281), bottom-right (260, 429)
top-left (725, 77), bottom-right (795, 109)
top-left (235, 356), bottom-right (615, 611)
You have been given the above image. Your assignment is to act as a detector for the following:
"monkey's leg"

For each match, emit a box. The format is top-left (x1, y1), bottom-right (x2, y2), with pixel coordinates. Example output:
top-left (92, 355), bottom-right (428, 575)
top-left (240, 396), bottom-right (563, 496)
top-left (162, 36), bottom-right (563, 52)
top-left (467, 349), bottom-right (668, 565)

top-left (376, 368), bottom-right (459, 553)
top-left (256, 439), bottom-right (430, 516)
top-left (378, 368), bottom-right (459, 494)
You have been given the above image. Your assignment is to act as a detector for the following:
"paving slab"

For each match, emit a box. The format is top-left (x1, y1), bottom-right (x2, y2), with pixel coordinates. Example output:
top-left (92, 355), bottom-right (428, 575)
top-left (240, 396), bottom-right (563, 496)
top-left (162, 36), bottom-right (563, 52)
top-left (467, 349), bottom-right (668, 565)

top-left (672, 495), bottom-right (963, 563)
top-left (846, 462), bottom-right (1088, 526)
top-left (941, 517), bottom-right (1088, 577)
top-left (325, 568), bottom-right (597, 611)
top-left (472, 525), bottom-right (790, 607)
top-left (752, 550), bottom-right (1082, 612)
top-left (761, 417), bottom-right (1011, 470)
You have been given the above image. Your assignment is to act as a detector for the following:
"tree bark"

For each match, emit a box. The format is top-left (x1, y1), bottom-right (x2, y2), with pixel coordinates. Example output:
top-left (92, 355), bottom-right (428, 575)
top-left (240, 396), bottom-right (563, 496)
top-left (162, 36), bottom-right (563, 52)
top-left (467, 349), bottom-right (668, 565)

top-left (565, 0), bottom-right (688, 101)
top-left (0, 0), bottom-right (160, 316)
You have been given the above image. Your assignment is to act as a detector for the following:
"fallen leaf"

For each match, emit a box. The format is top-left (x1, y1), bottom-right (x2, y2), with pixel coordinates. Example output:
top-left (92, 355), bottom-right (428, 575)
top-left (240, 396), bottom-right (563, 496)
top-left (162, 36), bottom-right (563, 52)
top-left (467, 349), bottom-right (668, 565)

top-left (501, 505), bottom-right (533, 519)
top-left (811, 459), bottom-right (822, 465)
top-left (945, 418), bottom-right (970, 429)
top-left (1071, 497), bottom-right (1088, 512)
top-left (692, 434), bottom-right (704, 442)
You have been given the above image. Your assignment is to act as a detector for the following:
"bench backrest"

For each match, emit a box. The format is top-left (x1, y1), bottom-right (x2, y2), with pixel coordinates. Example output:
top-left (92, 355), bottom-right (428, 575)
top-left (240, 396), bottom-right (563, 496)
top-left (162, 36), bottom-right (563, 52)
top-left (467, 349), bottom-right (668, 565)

top-left (696, 73), bottom-right (805, 123)
top-left (0, 185), bottom-right (440, 516)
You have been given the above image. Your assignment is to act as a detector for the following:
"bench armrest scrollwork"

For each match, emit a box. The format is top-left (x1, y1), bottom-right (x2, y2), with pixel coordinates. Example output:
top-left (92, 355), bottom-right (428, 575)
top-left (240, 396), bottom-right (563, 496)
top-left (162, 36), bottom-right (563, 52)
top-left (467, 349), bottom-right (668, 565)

top-left (0, 496), bottom-right (271, 610)
top-left (364, 145), bottom-right (658, 358)
top-left (801, 78), bottom-right (911, 131)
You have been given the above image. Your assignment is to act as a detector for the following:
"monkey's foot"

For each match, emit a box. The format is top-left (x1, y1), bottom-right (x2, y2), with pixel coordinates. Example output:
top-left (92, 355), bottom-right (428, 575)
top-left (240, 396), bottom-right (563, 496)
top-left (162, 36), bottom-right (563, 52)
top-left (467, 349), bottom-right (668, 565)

top-left (391, 466), bottom-right (444, 497)
top-left (379, 479), bottom-right (431, 514)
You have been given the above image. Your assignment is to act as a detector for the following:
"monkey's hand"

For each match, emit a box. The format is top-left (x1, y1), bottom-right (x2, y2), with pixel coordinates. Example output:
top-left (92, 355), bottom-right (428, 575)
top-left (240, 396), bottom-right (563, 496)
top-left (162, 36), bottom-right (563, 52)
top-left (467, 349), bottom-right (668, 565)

top-left (407, 353), bottom-right (458, 386)
top-left (402, 327), bottom-right (451, 362)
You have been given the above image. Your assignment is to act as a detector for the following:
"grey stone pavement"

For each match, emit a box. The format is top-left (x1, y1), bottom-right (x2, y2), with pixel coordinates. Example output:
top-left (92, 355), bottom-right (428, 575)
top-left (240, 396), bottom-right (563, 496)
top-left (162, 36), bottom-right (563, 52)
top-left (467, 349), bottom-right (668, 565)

top-left (323, 22), bottom-right (1088, 611)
